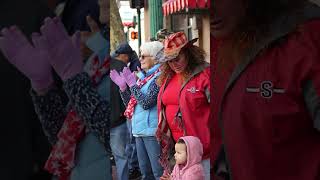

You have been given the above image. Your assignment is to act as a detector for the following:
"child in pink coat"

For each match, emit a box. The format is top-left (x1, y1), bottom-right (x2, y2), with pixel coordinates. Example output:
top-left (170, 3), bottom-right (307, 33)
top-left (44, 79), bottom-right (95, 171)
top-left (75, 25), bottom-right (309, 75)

top-left (161, 136), bottom-right (205, 180)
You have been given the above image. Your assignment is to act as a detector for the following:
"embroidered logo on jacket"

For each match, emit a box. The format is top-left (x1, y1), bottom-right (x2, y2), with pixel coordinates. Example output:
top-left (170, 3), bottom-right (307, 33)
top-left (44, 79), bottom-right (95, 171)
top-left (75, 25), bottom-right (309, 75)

top-left (246, 81), bottom-right (285, 98)
top-left (186, 87), bottom-right (200, 93)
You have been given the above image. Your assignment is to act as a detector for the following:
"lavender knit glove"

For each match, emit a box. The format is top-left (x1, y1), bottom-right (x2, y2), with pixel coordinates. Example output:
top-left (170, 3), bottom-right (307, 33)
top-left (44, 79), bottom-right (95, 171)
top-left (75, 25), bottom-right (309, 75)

top-left (40, 17), bottom-right (83, 81)
top-left (0, 26), bottom-right (53, 92)
top-left (121, 67), bottom-right (137, 87)
top-left (110, 69), bottom-right (127, 92)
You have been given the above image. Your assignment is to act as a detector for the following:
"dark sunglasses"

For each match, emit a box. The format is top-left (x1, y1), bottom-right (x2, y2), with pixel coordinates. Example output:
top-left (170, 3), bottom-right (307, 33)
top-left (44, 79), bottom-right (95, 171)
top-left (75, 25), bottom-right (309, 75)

top-left (139, 55), bottom-right (152, 59)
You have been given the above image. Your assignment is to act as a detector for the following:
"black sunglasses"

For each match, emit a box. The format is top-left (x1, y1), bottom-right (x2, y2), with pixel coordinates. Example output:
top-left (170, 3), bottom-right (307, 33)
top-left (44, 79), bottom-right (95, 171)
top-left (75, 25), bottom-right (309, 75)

top-left (139, 55), bottom-right (152, 59)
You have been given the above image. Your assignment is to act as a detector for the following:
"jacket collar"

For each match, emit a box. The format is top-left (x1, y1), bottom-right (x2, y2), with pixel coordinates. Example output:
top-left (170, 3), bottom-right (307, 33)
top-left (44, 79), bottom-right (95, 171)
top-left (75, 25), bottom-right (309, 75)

top-left (216, 3), bottom-right (320, 176)
top-left (137, 64), bottom-right (161, 80)
top-left (224, 2), bottom-right (320, 96)
top-left (181, 62), bottom-right (209, 90)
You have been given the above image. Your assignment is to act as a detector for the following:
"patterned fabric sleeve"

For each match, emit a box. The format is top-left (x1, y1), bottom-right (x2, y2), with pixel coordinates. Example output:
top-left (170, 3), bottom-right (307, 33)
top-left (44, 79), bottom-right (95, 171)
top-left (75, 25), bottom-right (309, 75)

top-left (120, 88), bottom-right (131, 106)
top-left (63, 72), bottom-right (111, 150)
top-left (130, 79), bottom-right (160, 110)
top-left (30, 87), bottom-right (68, 145)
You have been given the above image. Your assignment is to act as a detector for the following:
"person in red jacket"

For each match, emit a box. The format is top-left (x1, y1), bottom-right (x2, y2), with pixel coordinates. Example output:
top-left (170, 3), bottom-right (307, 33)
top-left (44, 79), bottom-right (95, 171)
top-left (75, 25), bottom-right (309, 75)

top-left (211, 0), bottom-right (320, 180)
top-left (155, 31), bottom-right (210, 180)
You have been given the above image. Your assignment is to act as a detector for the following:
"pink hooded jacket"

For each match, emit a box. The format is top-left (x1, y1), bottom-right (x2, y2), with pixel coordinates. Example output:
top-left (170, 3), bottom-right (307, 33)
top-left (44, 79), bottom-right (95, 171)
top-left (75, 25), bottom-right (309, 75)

top-left (171, 136), bottom-right (205, 180)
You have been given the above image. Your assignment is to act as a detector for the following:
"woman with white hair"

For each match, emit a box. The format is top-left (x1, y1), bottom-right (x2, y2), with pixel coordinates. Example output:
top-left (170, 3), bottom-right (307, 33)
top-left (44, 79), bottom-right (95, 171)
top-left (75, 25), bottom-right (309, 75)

top-left (110, 41), bottom-right (164, 179)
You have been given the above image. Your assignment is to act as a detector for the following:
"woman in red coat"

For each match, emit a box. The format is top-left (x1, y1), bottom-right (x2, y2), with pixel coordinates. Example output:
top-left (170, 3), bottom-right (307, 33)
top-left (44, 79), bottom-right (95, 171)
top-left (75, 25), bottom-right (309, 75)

top-left (156, 32), bottom-right (211, 180)
top-left (212, 0), bottom-right (320, 180)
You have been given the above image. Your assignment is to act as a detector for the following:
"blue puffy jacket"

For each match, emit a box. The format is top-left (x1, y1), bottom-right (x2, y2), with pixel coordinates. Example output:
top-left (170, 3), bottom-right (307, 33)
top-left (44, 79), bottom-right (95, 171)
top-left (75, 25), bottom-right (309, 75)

top-left (131, 64), bottom-right (161, 137)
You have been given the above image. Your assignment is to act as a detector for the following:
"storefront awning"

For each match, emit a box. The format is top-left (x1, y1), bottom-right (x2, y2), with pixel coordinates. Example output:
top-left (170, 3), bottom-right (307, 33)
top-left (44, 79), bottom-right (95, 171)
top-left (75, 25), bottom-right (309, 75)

top-left (162, 0), bottom-right (210, 16)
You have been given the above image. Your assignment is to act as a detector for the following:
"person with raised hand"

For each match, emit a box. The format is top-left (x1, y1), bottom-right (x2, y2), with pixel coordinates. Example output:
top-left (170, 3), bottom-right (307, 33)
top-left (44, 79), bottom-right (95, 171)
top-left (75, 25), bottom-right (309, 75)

top-left (40, 17), bottom-right (111, 180)
top-left (110, 41), bottom-right (164, 180)
top-left (0, 17), bottom-right (112, 180)
top-left (39, 4), bottom-right (127, 180)
top-left (77, 7), bottom-right (131, 179)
